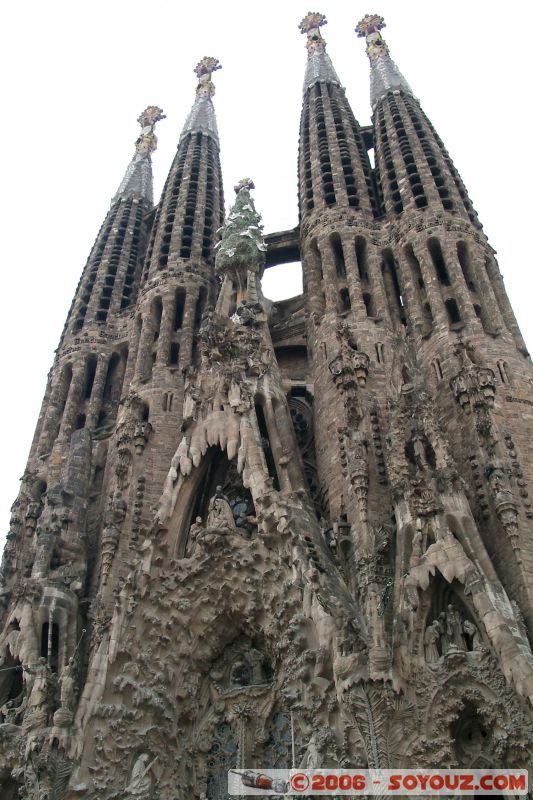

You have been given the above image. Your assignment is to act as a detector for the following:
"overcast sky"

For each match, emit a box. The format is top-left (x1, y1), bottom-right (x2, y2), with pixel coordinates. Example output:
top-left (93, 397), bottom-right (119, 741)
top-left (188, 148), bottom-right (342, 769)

top-left (0, 1), bottom-right (531, 550)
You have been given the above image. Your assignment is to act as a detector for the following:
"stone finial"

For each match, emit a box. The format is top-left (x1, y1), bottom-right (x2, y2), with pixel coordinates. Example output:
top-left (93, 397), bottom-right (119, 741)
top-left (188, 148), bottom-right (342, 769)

top-left (137, 106), bottom-right (166, 130)
top-left (234, 178), bottom-right (255, 195)
top-left (355, 14), bottom-right (390, 62)
top-left (195, 56), bottom-right (221, 79)
top-left (299, 11), bottom-right (327, 34)
top-left (194, 57), bottom-right (222, 99)
top-left (355, 13), bottom-right (385, 38)
top-left (299, 12), bottom-right (328, 53)
top-left (134, 105), bottom-right (166, 157)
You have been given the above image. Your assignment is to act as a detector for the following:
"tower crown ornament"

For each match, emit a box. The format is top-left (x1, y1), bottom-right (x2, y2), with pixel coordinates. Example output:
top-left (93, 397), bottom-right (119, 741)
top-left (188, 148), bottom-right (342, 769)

top-left (194, 56), bottom-right (222, 98)
top-left (299, 11), bottom-right (328, 53)
top-left (356, 13), bottom-right (390, 61)
top-left (134, 105), bottom-right (166, 157)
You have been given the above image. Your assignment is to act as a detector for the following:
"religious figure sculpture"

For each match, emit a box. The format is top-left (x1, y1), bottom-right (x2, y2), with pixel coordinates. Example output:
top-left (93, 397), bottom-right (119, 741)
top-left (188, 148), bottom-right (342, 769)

top-left (424, 620), bottom-right (441, 663)
top-left (125, 752), bottom-right (156, 798)
top-left (446, 604), bottom-right (465, 651)
top-left (206, 487), bottom-right (237, 531)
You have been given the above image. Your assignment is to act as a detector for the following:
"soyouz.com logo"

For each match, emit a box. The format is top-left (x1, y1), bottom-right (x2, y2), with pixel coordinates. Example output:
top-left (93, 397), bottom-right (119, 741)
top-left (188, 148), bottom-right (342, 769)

top-left (228, 769), bottom-right (529, 795)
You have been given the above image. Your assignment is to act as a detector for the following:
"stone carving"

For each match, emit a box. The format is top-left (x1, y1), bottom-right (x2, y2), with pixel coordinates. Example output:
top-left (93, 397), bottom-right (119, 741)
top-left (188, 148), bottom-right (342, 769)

top-left (206, 486), bottom-right (238, 532)
top-left (101, 491), bottom-right (127, 585)
top-left (125, 752), bottom-right (156, 797)
top-left (424, 620), bottom-right (441, 663)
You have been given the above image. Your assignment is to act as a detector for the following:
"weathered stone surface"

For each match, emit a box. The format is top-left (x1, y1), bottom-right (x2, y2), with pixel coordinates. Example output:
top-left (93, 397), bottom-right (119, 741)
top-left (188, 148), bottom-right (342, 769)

top-left (0, 15), bottom-right (532, 799)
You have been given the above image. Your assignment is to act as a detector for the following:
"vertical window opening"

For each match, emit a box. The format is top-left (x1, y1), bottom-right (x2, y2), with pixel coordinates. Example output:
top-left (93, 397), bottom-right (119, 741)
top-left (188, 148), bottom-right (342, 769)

top-left (84, 357), bottom-right (97, 399)
top-left (40, 622), bottom-right (60, 672)
top-left (170, 342), bottom-right (180, 366)
top-left (428, 238), bottom-right (451, 286)
top-left (340, 288), bottom-right (351, 312)
top-left (195, 286), bottom-right (207, 329)
top-left (331, 234), bottom-right (346, 278)
top-left (445, 298), bottom-right (461, 325)
top-left (174, 287), bottom-right (186, 330)
top-left (355, 237), bottom-right (369, 282)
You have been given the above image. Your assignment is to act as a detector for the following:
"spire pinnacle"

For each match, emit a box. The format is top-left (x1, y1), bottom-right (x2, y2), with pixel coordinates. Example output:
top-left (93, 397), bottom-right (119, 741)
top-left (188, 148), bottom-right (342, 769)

top-left (112, 105), bottom-right (165, 206)
top-left (356, 13), bottom-right (414, 109)
top-left (180, 57), bottom-right (221, 143)
top-left (299, 11), bottom-right (341, 92)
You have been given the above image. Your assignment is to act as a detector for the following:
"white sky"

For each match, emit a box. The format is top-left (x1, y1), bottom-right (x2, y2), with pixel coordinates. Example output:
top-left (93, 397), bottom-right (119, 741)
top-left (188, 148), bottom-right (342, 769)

top-left (1, 1), bottom-right (532, 550)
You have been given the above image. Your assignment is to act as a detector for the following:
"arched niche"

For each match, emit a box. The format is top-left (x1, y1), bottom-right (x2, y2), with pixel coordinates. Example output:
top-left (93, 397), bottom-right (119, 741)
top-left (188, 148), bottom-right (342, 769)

top-left (167, 447), bottom-right (256, 559)
top-left (419, 574), bottom-right (484, 660)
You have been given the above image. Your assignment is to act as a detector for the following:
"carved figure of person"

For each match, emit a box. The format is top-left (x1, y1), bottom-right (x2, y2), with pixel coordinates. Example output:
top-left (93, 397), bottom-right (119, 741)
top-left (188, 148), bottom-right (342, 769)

top-left (59, 657), bottom-right (77, 710)
top-left (446, 604), bottom-right (465, 650)
top-left (300, 731), bottom-right (321, 769)
top-left (424, 620), bottom-right (441, 664)
top-left (27, 658), bottom-right (50, 713)
top-left (410, 528), bottom-right (423, 563)
top-left (125, 752), bottom-right (155, 797)
top-left (463, 619), bottom-right (482, 652)
top-left (437, 612), bottom-right (448, 655)
top-left (187, 517), bottom-right (205, 553)
top-left (412, 434), bottom-right (428, 470)
top-left (206, 486), bottom-right (236, 531)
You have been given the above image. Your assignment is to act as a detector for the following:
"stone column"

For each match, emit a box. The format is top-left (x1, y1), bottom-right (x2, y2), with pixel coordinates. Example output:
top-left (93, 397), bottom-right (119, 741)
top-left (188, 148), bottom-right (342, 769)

top-left (157, 292), bottom-right (177, 367)
top-left (341, 233), bottom-right (367, 316)
top-left (413, 242), bottom-right (448, 327)
top-left (86, 354), bottom-right (110, 429)
top-left (317, 237), bottom-right (340, 312)
top-left (59, 360), bottom-right (86, 440)
top-left (180, 286), bottom-right (200, 366)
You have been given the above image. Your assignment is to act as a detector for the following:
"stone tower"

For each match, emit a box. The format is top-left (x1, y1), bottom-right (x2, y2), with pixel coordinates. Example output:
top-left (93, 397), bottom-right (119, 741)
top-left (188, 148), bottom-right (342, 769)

top-left (0, 13), bottom-right (532, 799)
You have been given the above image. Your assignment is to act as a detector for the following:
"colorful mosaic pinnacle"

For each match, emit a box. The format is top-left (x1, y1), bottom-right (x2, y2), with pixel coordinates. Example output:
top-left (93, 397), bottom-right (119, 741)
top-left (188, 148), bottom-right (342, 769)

top-left (194, 56), bottom-right (221, 79)
top-left (299, 12), bottom-right (329, 53)
top-left (298, 11), bottom-right (327, 34)
top-left (137, 105), bottom-right (166, 130)
top-left (355, 13), bottom-right (386, 38)
top-left (135, 106), bottom-right (166, 157)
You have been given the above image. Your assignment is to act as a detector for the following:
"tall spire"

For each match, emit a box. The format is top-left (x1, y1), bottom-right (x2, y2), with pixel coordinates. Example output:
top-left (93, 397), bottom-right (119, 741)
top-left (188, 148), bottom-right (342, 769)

top-left (356, 14), bottom-right (414, 109)
top-left (299, 12), bottom-right (341, 92)
top-left (112, 105), bottom-right (166, 206)
top-left (180, 56), bottom-right (221, 144)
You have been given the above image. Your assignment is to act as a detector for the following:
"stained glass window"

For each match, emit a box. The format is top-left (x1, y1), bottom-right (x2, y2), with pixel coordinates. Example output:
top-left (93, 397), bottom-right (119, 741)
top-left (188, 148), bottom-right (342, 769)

top-left (206, 722), bottom-right (238, 800)
top-left (262, 712), bottom-right (293, 768)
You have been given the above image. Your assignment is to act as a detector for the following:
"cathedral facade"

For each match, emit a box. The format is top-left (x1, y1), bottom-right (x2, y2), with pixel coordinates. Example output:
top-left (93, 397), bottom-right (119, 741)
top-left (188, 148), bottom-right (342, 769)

top-left (0, 12), bottom-right (532, 799)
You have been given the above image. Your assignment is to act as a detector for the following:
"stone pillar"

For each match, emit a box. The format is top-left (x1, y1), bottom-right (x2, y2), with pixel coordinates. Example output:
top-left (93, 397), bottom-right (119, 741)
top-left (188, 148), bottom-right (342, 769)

top-left (86, 354), bottom-right (110, 429)
top-left (317, 238), bottom-right (340, 312)
top-left (59, 360), bottom-right (86, 440)
top-left (366, 249), bottom-right (392, 326)
top-left (395, 250), bottom-right (425, 333)
top-left (470, 251), bottom-right (504, 332)
top-left (413, 242), bottom-right (448, 327)
top-left (180, 286), bottom-right (200, 366)
top-left (341, 233), bottom-right (366, 316)
top-left (441, 241), bottom-right (478, 327)
top-left (157, 292), bottom-right (177, 367)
